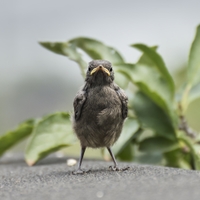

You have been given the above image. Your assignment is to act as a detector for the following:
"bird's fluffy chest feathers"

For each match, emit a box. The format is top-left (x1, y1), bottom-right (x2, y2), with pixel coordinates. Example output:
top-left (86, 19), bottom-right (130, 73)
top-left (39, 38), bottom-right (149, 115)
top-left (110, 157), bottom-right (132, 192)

top-left (89, 86), bottom-right (120, 109)
top-left (85, 86), bottom-right (122, 123)
top-left (74, 85), bottom-right (123, 148)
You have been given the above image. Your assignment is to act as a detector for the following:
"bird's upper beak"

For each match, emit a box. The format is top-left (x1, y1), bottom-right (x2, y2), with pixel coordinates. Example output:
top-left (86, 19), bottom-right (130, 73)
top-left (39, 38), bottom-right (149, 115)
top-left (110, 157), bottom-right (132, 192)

top-left (90, 65), bottom-right (110, 76)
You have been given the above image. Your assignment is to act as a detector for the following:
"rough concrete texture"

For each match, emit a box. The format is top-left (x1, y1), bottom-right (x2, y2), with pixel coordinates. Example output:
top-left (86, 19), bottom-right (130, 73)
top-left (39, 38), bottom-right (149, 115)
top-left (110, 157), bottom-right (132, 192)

top-left (0, 155), bottom-right (200, 200)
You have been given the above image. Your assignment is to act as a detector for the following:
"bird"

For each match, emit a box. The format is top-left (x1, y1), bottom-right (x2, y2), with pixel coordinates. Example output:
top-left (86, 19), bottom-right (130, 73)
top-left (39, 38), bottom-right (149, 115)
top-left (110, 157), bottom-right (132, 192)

top-left (72, 60), bottom-right (128, 174)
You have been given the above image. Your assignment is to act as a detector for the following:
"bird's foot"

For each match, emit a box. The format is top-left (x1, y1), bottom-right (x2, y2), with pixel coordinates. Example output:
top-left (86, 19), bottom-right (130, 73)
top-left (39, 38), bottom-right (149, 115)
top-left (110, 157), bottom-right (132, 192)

top-left (72, 169), bottom-right (90, 175)
top-left (109, 165), bottom-right (130, 171)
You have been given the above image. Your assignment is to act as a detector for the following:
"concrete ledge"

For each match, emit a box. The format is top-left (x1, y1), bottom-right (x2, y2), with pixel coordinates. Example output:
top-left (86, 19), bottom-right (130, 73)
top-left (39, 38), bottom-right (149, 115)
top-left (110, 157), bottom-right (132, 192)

top-left (0, 154), bottom-right (200, 200)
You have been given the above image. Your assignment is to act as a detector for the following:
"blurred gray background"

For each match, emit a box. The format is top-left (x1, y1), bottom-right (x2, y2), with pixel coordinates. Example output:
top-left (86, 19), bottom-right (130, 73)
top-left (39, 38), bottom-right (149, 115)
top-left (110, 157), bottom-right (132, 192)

top-left (1, 0), bottom-right (200, 134)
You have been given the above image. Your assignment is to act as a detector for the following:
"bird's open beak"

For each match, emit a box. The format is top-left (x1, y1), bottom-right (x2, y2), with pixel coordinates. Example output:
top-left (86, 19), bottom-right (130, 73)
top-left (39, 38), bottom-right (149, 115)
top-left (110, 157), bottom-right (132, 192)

top-left (90, 65), bottom-right (110, 76)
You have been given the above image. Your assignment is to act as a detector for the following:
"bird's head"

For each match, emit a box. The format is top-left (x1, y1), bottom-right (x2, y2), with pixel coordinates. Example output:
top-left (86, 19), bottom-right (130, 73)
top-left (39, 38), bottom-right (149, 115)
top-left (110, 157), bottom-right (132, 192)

top-left (85, 60), bottom-right (114, 86)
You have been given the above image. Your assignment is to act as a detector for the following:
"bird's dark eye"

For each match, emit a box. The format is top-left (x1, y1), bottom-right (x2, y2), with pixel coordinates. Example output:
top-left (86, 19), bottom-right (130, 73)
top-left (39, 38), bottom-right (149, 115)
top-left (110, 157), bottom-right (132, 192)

top-left (88, 67), bottom-right (92, 71)
top-left (110, 68), bottom-right (113, 72)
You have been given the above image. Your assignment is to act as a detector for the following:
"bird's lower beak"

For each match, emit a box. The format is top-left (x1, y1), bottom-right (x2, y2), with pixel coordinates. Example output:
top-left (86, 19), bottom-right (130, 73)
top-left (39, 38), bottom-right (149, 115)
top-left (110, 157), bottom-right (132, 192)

top-left (90, 65), bottom-right (110, 76)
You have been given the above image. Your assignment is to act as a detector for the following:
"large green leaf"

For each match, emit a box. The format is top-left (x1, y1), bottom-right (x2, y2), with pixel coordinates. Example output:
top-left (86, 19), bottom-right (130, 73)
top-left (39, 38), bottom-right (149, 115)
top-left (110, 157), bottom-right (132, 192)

top-left (180, 25), bottom-right (200, 111)
top-left (132, 43), bottom-right (175, 97)
top-left (117, 63), bottom-right (176, 122)
top-left (114, 71), bottom-right (129, 89)
top-left (112, 118), bottom-right (140, 155)
top-left (25, 112), bottom-right (76, 166)
top-left (139, 136), bottom-right (179, 153)
top-left (164, 149), bottom-right (192, 169)
top-left (188, 82), bottom-right (200, 104)
top-left (135, 152), bottom-right (163, 165)
top-left (117, 143), bottom-right (134, 161)
top-left (40, 38), bottom-right (129, 87)
top-left (187, 25), bottom-right (200, 86)
top-left (103, 118), bottom-right (140, 160)
top-left (178, 134), bottom-right (200, 170)
top-left (137, 46), bottom-right (158, 66)
top-left (133, 92), bottom-right (176, 140)
top-left (0, 120), bottom-right (34, 157)
top-left (193, 144), bottom-right (200, 170)
top-left (39, 41), bottom-right (87, 77)
top-left (69, 37), bottom-right (124, 63)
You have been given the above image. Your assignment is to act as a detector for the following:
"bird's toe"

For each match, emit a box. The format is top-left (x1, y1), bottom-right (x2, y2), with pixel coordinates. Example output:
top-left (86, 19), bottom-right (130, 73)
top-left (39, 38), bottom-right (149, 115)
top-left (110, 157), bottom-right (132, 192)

top-left (109, 165), bottom-right (130, 171)
top-left (72, 169), bottom-right (90, 175)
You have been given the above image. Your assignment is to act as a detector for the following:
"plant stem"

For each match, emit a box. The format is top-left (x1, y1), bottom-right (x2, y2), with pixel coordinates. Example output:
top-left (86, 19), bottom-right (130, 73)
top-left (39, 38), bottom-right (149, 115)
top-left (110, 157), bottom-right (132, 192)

top-left (178, 103), bottom-right (197, 139)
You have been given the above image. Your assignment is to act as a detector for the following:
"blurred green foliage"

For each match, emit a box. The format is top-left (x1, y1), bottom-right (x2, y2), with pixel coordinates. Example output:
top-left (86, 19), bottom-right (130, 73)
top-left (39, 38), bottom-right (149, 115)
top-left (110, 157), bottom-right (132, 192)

top-left (1, 25), bottom-right (200, 169)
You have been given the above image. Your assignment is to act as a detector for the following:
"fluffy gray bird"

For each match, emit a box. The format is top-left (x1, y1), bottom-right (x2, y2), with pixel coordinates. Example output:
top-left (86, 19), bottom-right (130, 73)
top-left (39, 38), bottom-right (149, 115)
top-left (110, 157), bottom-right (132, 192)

top-left (73, 60), bottom-right (128, 174)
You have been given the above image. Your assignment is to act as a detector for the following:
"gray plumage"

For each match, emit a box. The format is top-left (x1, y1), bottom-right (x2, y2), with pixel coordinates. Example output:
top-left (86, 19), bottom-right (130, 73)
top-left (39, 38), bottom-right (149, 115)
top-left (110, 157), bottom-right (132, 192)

top-left (72, 60), bottom-right (128, 174)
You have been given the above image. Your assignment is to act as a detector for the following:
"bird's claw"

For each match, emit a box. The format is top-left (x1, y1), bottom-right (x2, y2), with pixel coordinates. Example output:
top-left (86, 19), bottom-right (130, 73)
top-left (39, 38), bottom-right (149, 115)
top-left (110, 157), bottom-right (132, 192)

top-left (109, 165), bottom-right (130, 171)
top-left (72, 169), bottom-right (90, 175)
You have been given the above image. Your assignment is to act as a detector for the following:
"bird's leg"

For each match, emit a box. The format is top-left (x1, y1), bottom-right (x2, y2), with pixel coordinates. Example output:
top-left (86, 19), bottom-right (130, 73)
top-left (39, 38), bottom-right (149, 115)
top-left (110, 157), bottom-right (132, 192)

top-left (107, 147), bottom-right (129, 171)
top-left (72, 147), bottom-right (89, 175)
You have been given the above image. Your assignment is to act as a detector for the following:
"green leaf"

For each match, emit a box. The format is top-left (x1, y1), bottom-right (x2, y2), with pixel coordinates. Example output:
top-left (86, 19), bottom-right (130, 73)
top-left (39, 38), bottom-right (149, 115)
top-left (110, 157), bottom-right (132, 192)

top-left (139, 136), bottom-right (179, 153)
top-left (39, 41), bottom-right (87, 77)
top-left (178, 135), bottom-right (200, 170)
top-left (137, 46), bottom-right (158, 66)
top-left (133, 92), bottom-right (177, 140)
top-left (117, 63), bottom-right (176, 122)
top-left (164, 149), bottom-right (192, 169)
top-left (187, 25), bottom-right (200, 86)
top-left (117, 143), bottom-right (134, 161)
top-left (0, 120), bottom-right (34, 157)
top-left (188, 82), bottom-right (200, 103)
top-left (132, 43), bottom-right (175, 96)
top-left (39, 38), bottom-right (128, 87)
top-left (180, 25), bottom-right (200, 112)
top-left (103, 118), bottom-right (140, 160)
top-left (114, 72), bottom-right (129, 89)
top-left (193, 144), bottom-right (200, 170)
top-left (184, 25), bottom-right (200, 105)
top-left (135, 152), bottom-right (163, 165)
top-left (69, 37), bottom-right (124, 64)
top-left (25, 112), bottom-right (76, 166)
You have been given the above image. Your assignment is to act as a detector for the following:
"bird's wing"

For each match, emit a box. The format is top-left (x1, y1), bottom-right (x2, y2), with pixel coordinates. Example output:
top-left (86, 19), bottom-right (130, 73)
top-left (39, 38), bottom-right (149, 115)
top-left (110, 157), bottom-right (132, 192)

top-left (73, 90), bottom-right (87, 121)
top-left (114, 85), bottom-right (128, 119)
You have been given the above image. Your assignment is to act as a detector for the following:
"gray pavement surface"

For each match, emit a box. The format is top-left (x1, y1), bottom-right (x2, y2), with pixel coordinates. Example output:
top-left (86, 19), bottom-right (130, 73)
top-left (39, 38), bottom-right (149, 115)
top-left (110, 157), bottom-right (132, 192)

top-left (0, 155), bottom-right (200, 200)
